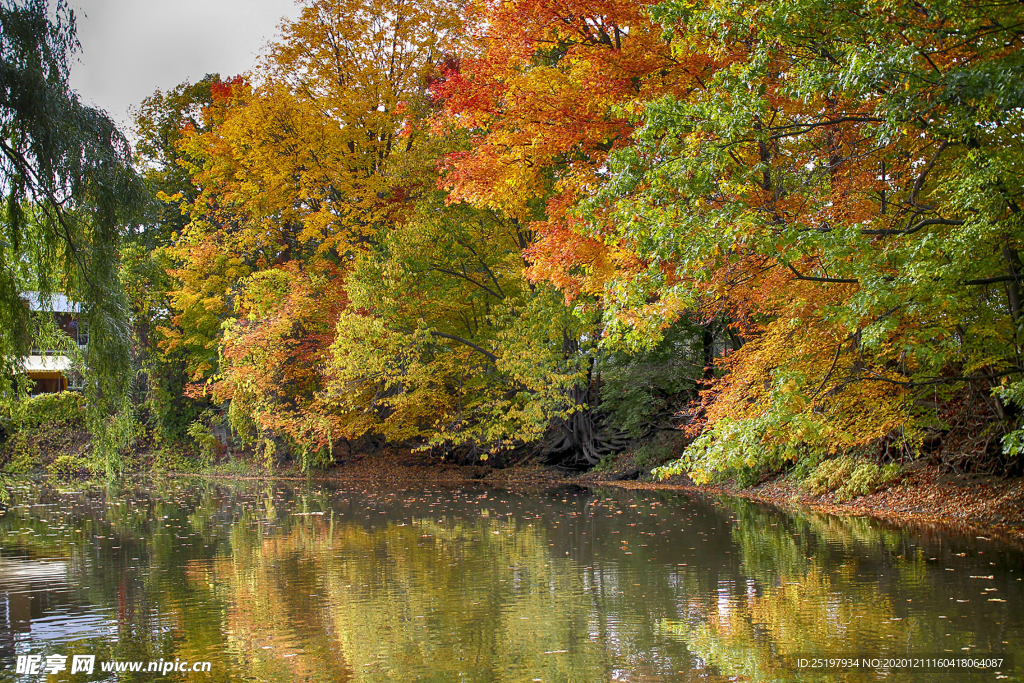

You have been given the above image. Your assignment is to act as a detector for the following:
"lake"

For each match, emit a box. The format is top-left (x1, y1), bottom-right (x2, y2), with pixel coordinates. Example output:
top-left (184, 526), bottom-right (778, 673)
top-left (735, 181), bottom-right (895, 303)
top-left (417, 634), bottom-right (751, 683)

top-left (0, 478), bottom-right (1021, 681)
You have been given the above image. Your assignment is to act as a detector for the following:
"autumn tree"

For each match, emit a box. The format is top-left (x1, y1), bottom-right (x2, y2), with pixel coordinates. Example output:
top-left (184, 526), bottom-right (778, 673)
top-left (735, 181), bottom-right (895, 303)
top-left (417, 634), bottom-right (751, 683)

top-left (429, 0), bottom-right (717, 462)
top-left (213, 262), bottom-right (349, 469)
top-left (130, 75), bottom-right (224, 443)
top-left (436, 0), bottom-right (1024, 479)
top-left (606, 0), bottom-right (1024, 480)
top-left (327, 186), bottom-right (617, 462)
top-left (159, 0), bottom-right (465, 465)
top-left (434, 0), bottom-right (679, 301)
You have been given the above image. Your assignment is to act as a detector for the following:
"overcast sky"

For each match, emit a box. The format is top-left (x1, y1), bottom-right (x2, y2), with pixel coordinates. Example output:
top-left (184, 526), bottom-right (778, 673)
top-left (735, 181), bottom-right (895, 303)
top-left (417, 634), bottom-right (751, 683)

top-left (66, 0), bottom-right (303, 132)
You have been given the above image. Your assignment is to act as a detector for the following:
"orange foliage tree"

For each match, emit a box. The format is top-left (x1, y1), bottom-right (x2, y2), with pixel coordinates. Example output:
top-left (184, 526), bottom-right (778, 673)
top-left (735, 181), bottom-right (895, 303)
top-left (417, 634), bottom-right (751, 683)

top-left (434, 0), bottom-right (682, 299)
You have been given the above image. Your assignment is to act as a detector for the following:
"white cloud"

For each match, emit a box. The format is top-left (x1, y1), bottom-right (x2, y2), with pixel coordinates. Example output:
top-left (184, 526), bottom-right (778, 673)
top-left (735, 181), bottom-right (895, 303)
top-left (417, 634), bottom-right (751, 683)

top-left (66, 0), bottom-right (302, 130)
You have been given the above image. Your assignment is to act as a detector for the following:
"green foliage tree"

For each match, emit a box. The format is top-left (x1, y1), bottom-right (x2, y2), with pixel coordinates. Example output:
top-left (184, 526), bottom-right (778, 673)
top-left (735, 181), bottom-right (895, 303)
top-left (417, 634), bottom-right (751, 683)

top-left (435, 0), bottom-right (1024, 479)
top-left (129, 76), bottom-right (225, 444)
top-left (610, 0), bottom-right (1024, 481)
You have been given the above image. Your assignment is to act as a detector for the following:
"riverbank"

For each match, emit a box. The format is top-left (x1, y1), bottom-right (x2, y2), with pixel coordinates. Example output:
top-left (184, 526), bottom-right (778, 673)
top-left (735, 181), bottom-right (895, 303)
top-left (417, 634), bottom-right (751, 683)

top-left (6, 420), bottom-right (1024, 543)
top-left (193, 448), bottom-right (571, 489)
top-left (195, 450), bottom-right (1024, 543)
top-left (579, 462), bottom-right (1024, 544)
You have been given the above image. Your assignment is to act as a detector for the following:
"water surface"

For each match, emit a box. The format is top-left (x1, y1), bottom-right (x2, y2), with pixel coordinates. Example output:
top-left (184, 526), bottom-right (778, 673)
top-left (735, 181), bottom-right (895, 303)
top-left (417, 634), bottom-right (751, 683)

top-left (0, 478), bottom-right (1021, 682)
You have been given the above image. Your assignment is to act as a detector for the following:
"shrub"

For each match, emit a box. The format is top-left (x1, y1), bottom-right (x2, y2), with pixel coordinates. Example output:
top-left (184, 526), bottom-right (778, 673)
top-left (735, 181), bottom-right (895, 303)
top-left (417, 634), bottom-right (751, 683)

top-left (632, 438), bottom-right (678, 472)
top-left (150, 446), bottom-right (202, 473)
top-left (591, 451), bottom-right (619, 473)
top-left (9, 392), bottom-right (86, 430)
top-left (805, 455), bottom-right (902, 501)
top-left (600, 322), bottom-right (703, 439)
top-left (186, 419), bottom-right (220, 466)
top-left (843, 461), bottom-right (903, 500)
top-left (204, 456), bottom-right (255, 477)
top-left (3, 434), bottom-right (37, 474)
top-left (47, 453), bottom-right (95, 479)
top-left (804, 456), bottom-right (856, 495)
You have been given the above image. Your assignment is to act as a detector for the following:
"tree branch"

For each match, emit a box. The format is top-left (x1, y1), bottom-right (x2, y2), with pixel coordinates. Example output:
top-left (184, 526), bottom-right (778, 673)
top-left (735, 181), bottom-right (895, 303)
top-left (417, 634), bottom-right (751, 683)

top-left (811, 343), bottom-right (843, 398)
top-left (961, 274), bottom-right (1024, 286)
top-left (861, 368), bottom-right (1023, 388)
top-left (785, 261), bottom-right (859, 284)
top-left (909, 140), bottom-right (949, 210)
top-left (428, 266), bottom-right (505, 301)
top-left (862, 217), bottom-right (963, 236)
top-left (427, 330), bottom-right (498, 363)
top-left (767, 115), bottom-right (885, 140)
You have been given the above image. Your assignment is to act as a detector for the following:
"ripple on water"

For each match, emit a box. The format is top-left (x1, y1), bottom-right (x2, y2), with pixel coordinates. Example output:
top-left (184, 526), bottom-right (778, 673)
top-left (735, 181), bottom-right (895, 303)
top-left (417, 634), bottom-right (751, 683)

top-left (1, 479), bottom-right (1023, 682)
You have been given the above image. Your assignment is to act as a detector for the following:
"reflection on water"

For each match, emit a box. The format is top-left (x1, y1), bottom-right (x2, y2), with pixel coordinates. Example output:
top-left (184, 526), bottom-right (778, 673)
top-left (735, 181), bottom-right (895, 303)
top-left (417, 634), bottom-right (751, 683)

top-left (0, 478), bottom-right (1021, 682)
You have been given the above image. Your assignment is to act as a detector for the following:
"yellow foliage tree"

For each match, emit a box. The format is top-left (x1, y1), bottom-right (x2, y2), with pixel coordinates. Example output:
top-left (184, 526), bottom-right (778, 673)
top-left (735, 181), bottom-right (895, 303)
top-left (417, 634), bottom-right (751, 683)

top-left (160, 0), bottom-right (464, 463)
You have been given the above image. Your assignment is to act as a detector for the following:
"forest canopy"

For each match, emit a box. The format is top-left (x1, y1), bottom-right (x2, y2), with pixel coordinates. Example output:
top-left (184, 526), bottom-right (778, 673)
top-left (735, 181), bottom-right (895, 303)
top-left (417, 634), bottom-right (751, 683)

top-left (6, 0), bottom-right (1024, 483)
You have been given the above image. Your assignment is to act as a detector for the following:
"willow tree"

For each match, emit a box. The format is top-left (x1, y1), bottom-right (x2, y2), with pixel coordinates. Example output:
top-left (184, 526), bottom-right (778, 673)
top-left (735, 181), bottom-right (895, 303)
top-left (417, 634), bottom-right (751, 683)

top-left (0, 0), bottom-right (147, 471)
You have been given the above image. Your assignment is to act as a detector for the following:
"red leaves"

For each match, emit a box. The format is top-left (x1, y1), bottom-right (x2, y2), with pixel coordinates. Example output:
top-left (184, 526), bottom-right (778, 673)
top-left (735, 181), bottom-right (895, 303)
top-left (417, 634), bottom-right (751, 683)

top-left (209, 75), bottom-right (248, 103)
top-left (434, 0), bottom-right (679, 296)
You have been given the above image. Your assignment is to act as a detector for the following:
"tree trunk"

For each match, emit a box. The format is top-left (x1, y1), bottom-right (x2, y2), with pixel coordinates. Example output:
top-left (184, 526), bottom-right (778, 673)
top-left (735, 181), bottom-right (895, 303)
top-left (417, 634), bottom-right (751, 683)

top-left (702, 323), bottom-right (716, 379)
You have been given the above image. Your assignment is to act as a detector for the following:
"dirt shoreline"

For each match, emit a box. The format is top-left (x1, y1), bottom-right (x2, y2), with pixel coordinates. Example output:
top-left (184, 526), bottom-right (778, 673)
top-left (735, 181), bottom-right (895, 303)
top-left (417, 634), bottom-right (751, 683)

top-left (172, 451), bottom-right (1024, 544)
top-left (13, 426), bottom-right (1024, 542)
top-left (581, 465), bottom-right (1024, 545)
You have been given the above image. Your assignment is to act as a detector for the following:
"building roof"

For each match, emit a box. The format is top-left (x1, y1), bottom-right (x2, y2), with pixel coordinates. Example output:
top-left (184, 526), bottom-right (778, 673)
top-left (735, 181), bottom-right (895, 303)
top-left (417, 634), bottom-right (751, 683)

top-left (22, 354), bottom-right (73, 373)
top-left (21, 291), bottom-right (80, 313)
